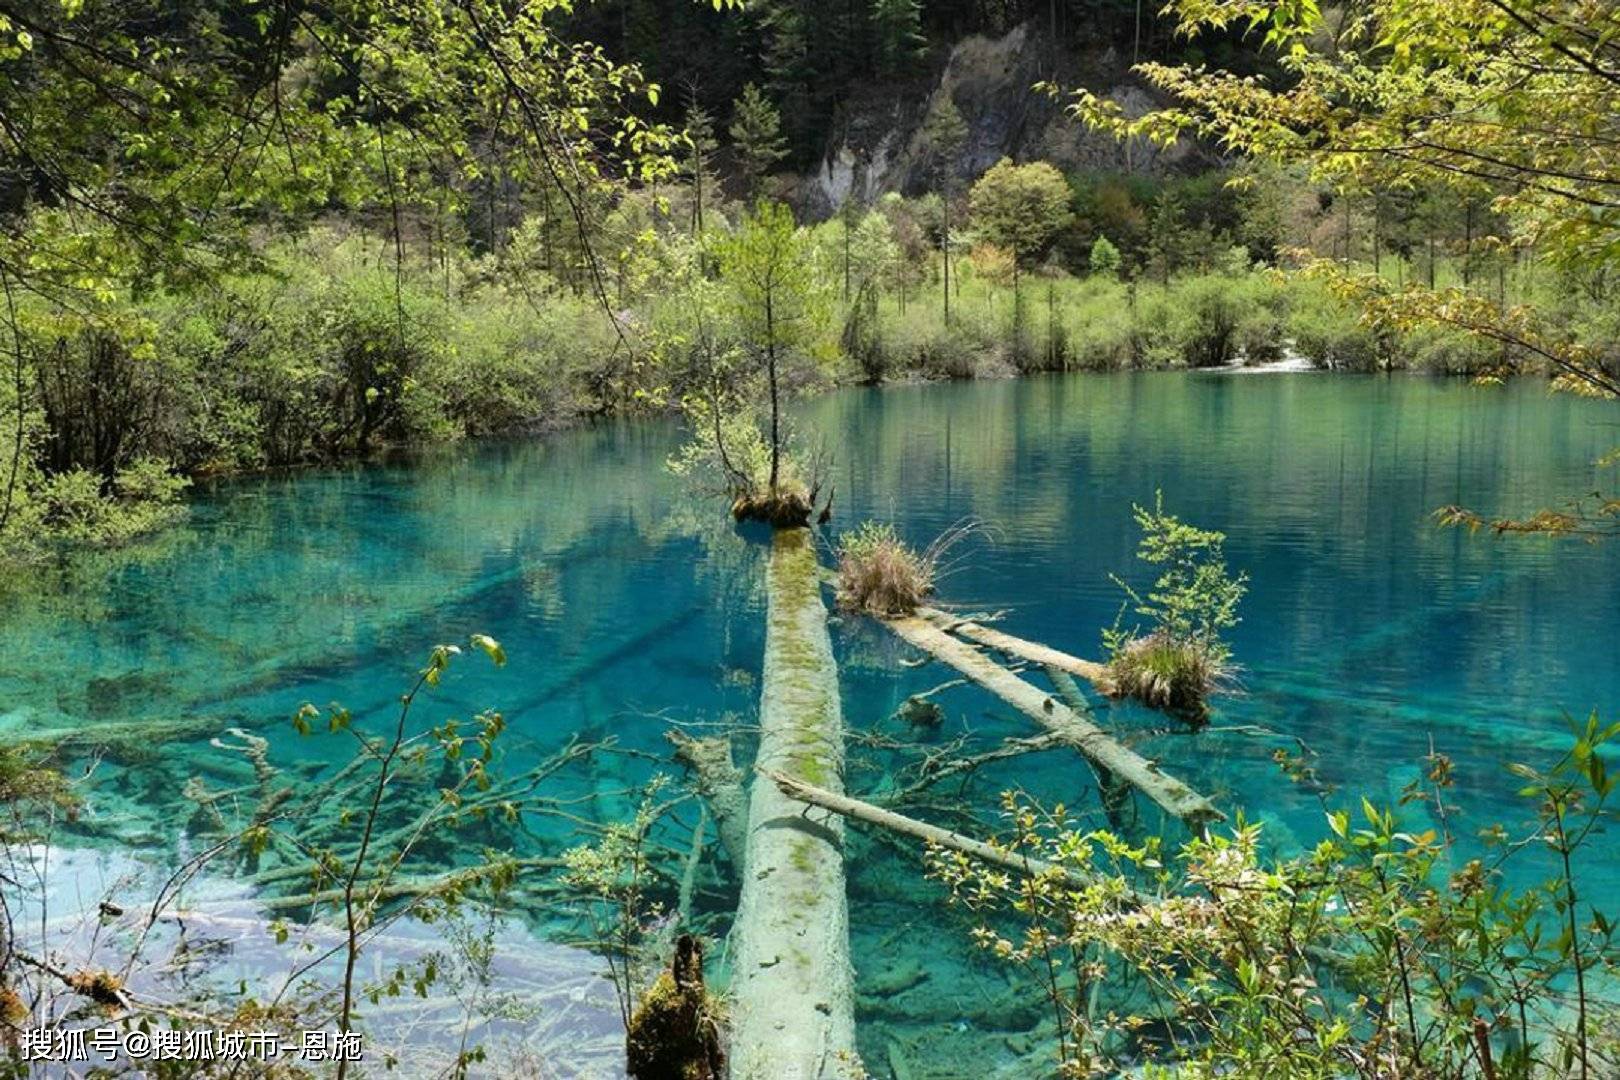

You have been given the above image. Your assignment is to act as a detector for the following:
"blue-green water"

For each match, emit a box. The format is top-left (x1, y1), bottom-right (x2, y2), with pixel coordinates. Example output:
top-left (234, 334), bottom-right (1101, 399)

top-left (3, 372), bottom-right (1618, 1075)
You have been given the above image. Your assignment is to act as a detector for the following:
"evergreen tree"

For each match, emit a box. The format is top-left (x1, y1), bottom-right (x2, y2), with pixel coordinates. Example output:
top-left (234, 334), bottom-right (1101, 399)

top-left (1144, 189), bottom-right (1189, 285)
top-left (871, 0), bottom-right (927, 76)
top-left (729, 83), bottom-right (790, 199)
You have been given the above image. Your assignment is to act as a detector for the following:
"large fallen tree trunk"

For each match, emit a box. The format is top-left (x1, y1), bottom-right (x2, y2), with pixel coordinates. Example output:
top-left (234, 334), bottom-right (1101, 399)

top-left (730, 527), bottom-right (857, 1079)
top-left (915, 606), bottom-right (1108, 688)
top-left (880, 613), bottom-right (1223, 831)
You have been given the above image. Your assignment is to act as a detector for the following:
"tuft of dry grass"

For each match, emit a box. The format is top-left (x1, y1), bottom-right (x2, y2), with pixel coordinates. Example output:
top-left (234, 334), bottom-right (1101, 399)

top-left (1098, 631), bottom-right (1233, 721)
top-left (834, 523), bottom-right (933, 615)
top-left (833, 519), bottom-right (982, 616)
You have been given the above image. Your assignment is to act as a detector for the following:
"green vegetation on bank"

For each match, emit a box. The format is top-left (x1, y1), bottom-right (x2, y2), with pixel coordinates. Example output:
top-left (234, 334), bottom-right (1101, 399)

top-left (4, 162), bottom-right (1595, 563)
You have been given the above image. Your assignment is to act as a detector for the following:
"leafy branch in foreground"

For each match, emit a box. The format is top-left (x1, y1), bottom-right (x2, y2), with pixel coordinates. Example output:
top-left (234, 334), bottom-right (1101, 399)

top-left (1434, 442), bottom-right (1620, 540)
top-left (933, 712), bottom-right (1620, 1079)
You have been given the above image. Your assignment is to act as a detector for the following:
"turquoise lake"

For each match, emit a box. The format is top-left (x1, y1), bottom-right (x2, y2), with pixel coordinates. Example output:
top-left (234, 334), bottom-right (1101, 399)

top-left (2, 371), bottom-right (1617, 1076)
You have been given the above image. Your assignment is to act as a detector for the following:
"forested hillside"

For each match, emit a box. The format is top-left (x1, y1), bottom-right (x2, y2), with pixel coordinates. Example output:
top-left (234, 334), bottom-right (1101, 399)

top-left (561, 0), bottom-right (1273, 171)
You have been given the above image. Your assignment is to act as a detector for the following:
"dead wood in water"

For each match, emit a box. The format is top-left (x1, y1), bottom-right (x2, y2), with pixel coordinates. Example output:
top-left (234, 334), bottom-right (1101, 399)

top-left (886, 732), bottom-right (1067, 803)
top-left (915, 606), bottom-right (1109, 688)
top-left (1044, 665), bottom-right (1133, 828)
top-left (729, 527), bottom-right (857, 1080)
top-left (763, 769), bottom-right (1130, 897)
top-left (879, 613), bottom-right (1223, 831)
top-left (627, 934), bottom-right (725, 1080)
top-left (667, 731), bottom-right (748, 872)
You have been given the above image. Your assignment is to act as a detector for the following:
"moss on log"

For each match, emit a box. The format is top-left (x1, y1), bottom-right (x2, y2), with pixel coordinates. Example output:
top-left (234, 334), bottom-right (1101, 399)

top-left (627, 934), bottom-right (725, 1080)
top-left (730, 527), bottom-right (858, 1080)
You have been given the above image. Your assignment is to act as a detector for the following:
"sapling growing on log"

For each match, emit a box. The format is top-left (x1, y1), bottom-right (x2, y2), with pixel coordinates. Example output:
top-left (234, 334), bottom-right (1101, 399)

top-left (667, 200), bottom-right (835, 528)
top-left (1101, 492), bottom-right (1247, 722)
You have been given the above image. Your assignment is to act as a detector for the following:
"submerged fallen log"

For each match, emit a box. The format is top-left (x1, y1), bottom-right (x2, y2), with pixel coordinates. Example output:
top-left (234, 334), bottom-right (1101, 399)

top-left (765, 770), bottom-right (1127, 896)
top-left (1044, 664), bottom-right (1132, 827)
top-left (730, 528), bottom-right (857, 1080)
top-left (667, 731), bottom-right (748, 871)
top-left (915, 606), bottom-right (1109, 688)
top-left (880, 613), bottom-right (1223, 830)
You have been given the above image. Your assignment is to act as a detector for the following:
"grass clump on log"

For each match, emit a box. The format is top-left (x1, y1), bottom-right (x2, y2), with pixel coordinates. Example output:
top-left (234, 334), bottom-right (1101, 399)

top-left (1102, 493), bottom-right (1246, 722)
top-left (1099, 630), bottom-right (1234, 719)
top-left (834, 522), bottom-right (934, 615)
top-left (834, 520), bottom-right (976, 616)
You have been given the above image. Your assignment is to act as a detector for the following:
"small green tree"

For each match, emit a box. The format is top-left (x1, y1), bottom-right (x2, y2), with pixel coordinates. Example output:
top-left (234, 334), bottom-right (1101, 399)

top-left (1102, 492), bottom-right (1247, 718)
top-left (1144, 188), bottom-right (1190, 285)
top-left (968, 158), bottom-right (1072, 300)
top-left (1089, 235), bottom-right (1122, 278)
top-left (716, 200), bottom-right (826, 521)
top-left (729, 84), bottom-right (789, 199)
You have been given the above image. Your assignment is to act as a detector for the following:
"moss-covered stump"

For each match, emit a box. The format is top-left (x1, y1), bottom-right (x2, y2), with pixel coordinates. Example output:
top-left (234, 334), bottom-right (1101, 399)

top-left (730, 486), bottom-right (813, 528)
top-left (729, 527), bottom-right (858, 1079)
top-left (627, 935), bottom-right (725, 1080)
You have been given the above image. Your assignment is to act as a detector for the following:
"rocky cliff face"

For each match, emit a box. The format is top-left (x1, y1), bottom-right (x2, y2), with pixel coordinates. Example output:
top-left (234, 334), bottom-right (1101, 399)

top-left (791, 23), bottom-right (1196, 219)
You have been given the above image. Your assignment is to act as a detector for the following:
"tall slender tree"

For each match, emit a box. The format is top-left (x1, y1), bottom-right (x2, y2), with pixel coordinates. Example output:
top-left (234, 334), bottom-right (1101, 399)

top-left (683, 93), bottom-right (720, 235)
top-left (719, 201), bottom-right (819, 498)
top-left (920, 97), bottom-right (968, 324)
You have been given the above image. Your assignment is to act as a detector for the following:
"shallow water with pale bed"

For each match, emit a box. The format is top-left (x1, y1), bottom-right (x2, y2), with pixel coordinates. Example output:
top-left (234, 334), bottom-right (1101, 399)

top-left (3, 372), bottom-right (1617, 1077)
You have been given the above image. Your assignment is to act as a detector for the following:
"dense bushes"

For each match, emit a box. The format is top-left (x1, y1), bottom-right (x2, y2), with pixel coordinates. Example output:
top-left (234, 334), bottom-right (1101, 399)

top-left (0, 228), bottom-right (628, 562)
top-left (2, 184), bottom-right (1598, 566)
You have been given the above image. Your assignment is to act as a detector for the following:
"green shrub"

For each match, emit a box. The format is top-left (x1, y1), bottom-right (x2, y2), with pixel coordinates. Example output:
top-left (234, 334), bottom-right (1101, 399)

top-left (1287, 281), bottom-right (1385, 370)
top-left (1401, 321), bottom-right (1501, 374)
top-left (934, 715), bottom-right (1620, 1079)
top-left (1062, 279), bottom-right (1134, 369)
top-left (1103, 493), bottom-right (1247, 719)
top-left (32, 459), bottom-right (188, 546)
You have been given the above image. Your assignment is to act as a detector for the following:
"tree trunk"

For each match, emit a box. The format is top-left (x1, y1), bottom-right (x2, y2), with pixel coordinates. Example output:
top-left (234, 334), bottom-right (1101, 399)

top-left (730, 528), bottom-right (858, 1078)
top-left (766, 291), bottom-right (780, 495)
